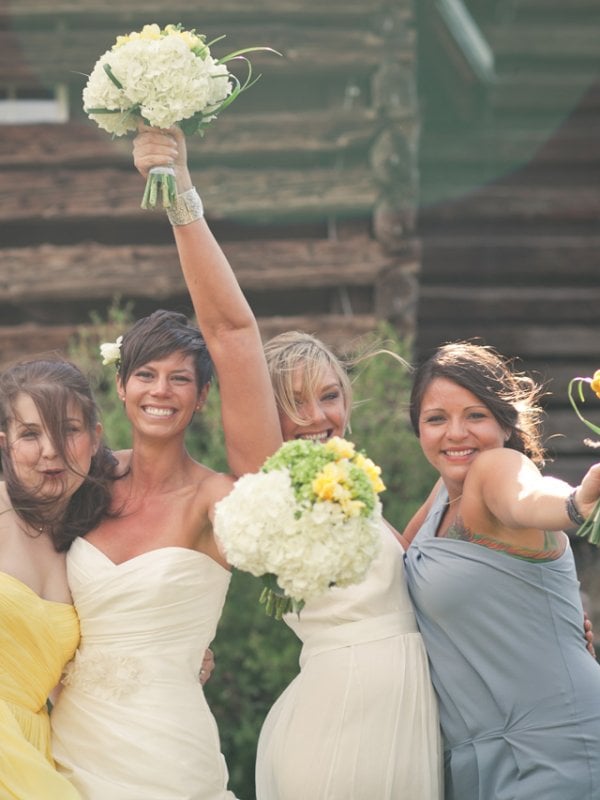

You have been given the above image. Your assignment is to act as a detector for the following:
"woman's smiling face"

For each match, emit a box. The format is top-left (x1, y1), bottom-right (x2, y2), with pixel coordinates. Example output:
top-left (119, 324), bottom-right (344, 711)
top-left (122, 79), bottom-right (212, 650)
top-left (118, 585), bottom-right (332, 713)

top-left (278, 365), bottom-right (348, 444)
top-left (417, 377), bottom-right (507, 495)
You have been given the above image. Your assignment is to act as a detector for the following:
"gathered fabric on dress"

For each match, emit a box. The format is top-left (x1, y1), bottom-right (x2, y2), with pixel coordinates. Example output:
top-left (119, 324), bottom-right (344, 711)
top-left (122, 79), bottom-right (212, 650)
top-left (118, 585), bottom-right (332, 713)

top-left (404, 486), bottom-right (600, 800)
top-left (51, 537), bottom-right (237, 800)
top-left (256, 522), bottom-right (442, 800)
top-left (0, 571), bottom-right (80, 800)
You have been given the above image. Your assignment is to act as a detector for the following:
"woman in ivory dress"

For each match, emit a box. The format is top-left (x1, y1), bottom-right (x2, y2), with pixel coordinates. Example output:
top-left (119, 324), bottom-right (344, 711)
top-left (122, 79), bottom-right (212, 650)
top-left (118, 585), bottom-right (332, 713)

top-left (254, 331), bottom-right (443, 800)
top-left (0, 357), bottom-right (115, 799)
top-left (50, 128), bottom-right (283, 800)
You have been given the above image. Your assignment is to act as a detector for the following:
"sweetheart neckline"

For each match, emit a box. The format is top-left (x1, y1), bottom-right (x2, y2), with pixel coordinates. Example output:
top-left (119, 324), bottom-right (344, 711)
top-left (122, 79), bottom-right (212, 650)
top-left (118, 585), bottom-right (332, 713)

top-left (73, 537), bottom-right (231, 574)
top-left (0, 570), bottom-right (75, 608)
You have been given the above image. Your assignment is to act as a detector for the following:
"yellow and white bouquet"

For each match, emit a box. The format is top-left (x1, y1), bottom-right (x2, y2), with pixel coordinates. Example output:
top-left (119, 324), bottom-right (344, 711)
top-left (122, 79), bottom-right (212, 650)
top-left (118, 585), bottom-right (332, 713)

top-left (568, 370), bottom-right (600, 543)
top-left (214, 437), bottom-right (385, 619)
top-left (83, 23), bottom-right (276, 208)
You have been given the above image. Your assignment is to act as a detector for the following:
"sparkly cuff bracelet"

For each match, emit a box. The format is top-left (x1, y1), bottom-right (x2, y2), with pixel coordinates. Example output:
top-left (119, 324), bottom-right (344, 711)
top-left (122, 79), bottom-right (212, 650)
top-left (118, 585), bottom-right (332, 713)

top-left (166, 187), bottom-right (204, 226)
top-left (566, 490), bottom-right (586, 527)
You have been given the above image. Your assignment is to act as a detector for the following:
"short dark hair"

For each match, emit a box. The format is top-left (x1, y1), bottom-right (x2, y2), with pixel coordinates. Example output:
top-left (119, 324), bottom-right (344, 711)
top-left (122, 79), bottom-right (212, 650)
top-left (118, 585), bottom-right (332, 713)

top-left (118, 309), bottom-right (212, 390)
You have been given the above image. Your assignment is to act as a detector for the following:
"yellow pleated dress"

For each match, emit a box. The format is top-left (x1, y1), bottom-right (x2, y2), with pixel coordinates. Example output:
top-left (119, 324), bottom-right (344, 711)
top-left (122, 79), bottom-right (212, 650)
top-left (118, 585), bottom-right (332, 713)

top-left (0, 571), bottom-right (80, 800)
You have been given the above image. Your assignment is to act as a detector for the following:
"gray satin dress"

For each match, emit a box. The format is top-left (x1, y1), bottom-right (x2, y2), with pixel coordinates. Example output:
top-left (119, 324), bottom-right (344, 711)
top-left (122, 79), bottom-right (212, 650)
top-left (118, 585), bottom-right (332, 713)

top-left (404, 487), bottom-right (600, 800)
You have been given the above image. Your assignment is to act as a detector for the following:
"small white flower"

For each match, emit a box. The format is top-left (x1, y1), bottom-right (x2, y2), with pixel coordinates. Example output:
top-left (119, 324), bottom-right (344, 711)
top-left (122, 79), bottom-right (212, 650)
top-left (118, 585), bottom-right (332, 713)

top-left (99, 335), bottom-right (123, 366)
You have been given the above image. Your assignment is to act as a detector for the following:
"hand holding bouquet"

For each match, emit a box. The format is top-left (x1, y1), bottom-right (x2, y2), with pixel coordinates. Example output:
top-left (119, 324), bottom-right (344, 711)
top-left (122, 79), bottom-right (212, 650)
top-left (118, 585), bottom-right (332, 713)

top-left (568, 370), bottom-right (600, 543)
top-left (214, 437), bottom-right (385, 619)
top-left (83, 23), bottom-right (277, 208)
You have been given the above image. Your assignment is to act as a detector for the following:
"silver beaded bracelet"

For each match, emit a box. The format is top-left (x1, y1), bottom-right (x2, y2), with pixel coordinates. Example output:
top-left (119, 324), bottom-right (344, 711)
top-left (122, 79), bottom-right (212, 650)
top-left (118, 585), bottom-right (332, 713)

top-left (166, 187), bottom-right (204, 226)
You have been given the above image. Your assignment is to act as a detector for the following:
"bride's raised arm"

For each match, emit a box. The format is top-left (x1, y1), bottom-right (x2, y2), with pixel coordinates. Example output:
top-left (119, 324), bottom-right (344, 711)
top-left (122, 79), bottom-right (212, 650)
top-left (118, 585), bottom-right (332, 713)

top-left (133, 126), bottom-right (282, 476)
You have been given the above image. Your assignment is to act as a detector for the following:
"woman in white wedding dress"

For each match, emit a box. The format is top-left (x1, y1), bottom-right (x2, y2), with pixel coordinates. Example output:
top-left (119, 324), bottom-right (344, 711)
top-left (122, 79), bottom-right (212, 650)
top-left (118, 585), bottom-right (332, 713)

top-left (51, 129), bottom-right (283, 799)
top-left (253, 332), bottom-right (442, 799)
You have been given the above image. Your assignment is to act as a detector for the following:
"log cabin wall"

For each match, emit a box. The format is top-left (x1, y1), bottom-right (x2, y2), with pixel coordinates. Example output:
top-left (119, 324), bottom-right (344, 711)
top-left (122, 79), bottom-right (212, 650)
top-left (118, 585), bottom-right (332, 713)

top-left (417, 0), bottom-right (600, 622)
top-left (417, 0), bottom-right (600, 486)
top-left (0, 0), bottom-right (419, 364)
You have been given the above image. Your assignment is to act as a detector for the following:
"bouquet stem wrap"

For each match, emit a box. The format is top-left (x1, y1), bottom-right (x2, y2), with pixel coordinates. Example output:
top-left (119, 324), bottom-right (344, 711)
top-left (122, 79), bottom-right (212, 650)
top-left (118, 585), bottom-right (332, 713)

top-left (214, 437), bottom-right (385, 619)
top-left (141, 166), bottom-right (177, 209)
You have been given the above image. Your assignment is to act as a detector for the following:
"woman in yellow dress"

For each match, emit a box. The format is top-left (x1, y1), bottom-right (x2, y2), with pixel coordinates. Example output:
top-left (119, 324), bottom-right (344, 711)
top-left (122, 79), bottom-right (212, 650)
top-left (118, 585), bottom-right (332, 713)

top-left (0, 357), bottom-right (115, 799)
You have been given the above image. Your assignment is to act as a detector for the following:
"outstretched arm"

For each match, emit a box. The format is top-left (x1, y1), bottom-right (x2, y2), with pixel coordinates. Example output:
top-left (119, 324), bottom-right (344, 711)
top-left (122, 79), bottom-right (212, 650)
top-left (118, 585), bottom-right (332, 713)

top-left (465, 448), bottom-right (600, 532)
top-left (133, 126), bottom-right (282, 476)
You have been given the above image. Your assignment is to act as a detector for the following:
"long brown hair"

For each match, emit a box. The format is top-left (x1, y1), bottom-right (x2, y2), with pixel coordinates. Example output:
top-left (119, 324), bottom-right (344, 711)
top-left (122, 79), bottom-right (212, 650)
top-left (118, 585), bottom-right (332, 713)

top-left (0, 358), bottom-right (117, 551)
top-left (409, 341), bottom-right (546, 466)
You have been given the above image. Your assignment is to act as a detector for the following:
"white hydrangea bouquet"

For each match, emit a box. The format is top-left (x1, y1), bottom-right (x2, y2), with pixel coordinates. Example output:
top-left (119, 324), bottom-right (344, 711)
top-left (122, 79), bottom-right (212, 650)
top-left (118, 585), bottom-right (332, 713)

top-left (83, 22), bottom-right (276, 208)
top-left (214, 437), bottom-right (385, 619)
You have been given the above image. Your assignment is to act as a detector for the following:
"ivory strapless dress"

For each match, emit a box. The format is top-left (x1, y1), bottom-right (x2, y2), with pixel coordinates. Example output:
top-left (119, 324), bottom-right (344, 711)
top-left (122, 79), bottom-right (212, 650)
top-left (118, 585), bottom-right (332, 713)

top-left (256, 522), bottom-right (442, 799)
top-left (51, 537), bottom-right (237, 800)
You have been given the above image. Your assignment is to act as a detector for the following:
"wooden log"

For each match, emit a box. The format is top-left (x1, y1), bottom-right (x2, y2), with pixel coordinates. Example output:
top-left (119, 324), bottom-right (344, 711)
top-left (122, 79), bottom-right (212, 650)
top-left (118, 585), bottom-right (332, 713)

top-left (421, 124), bottom-right (600, 167)
top-left (0, 0), bottom-right (412, 25)
top-left (543, 409), bottom-right (600, 455)
top-left (524, 362), bottom-right (600, 401)
top-left (0, 313), bottom-right (379, 368)
top-left (419, 184), bottom-right (600, 225)
top-left (0, 26), bottom-right (401, 86)
top-left (419, 235), bottom-right (600, 284)
top-left (0, 238), bottom-right (388, 303)
top-left (417, 286), bottom-right (600, 324)
top-left (0, 323), bottom-right (81, 367)
top-left (487, 24), bottom-right (600, 61)
top-left (0, 111), bottom-right (383, 169)
top-left (490, 74), bottom-right (600, 112)
top-left (416, 325), bottom-right (600, 360)
top-left (0, 165), bottom-right (376, 224)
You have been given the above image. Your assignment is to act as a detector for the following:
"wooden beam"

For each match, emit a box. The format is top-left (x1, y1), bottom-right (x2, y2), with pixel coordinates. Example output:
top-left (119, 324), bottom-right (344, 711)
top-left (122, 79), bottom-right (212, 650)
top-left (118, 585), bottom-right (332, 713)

top-left (488, 24), bottom-right (600, 61)
top-left (0, 26), bottom-right (397, 85)
top-left (419, 235), bottom-right (600, 284)
top-left (0, 0), bottom-right (408, 25)
top-left (416, 325), bottom-right (600, 359)
top-left (0, 165), bottom-right (376, 225)
top-left (417, 286), bottom-right (600, 324)
top-left (419, 185), bottom-right (600, 225)
top-left (0, 239), bottom-right (387, 303)
top-left (0, 313), bottom-right (379, 368)
top-left (0, 111), bottom-right (381, 169)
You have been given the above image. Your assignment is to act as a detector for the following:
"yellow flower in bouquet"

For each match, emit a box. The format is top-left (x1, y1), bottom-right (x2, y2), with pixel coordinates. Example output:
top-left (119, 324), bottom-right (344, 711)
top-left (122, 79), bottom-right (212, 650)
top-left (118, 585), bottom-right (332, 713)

top-left (568, 370), bottom-right (600, 543)
top-left (214, 437), bottom-right (385, 619)
top-left (83, 22), bottom-right (279, 208)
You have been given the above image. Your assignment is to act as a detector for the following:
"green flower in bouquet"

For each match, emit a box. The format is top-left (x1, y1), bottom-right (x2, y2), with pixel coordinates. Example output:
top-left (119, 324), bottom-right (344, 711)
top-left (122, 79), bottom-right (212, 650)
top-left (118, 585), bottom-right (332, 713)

top-left (568, 370), bottom-right (600, 543)
top-left (83, 22), bottom-right (279, 209)
top-left (214, 437), bottom-right (385, 620)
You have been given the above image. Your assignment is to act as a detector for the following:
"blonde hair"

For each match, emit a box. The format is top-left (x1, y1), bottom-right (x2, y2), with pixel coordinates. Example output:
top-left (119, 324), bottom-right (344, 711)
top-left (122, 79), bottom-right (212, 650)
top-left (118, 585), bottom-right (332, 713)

top-left (263, 330), bottom-right (410, 428)
top-left (263, 332), bottom-right (353, 427)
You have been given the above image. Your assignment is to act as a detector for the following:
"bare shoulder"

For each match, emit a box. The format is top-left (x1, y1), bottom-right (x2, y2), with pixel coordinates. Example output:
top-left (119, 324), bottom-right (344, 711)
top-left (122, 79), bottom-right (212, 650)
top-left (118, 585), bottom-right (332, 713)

top-left (202, 471), bottom-right (236, 504)
top-left (0, 482), bottom-right (11, 513)
top-left (468, 447), bottom-right (535, 481)
top-left (112, 449), bottom-right (133, 477)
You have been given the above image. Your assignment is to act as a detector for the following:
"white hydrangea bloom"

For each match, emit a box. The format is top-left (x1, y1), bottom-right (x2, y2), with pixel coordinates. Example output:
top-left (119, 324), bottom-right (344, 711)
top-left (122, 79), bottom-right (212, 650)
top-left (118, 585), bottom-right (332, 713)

top-left (83, 30), bottom-right (233, 136)
top-left (214, 468), bottom-right (382, 606)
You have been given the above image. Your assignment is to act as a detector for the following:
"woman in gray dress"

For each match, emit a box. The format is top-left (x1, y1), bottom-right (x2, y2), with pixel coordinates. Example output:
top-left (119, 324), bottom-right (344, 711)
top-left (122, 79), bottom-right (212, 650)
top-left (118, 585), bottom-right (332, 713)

top-left (403, 341), bottom-right (600, 800)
